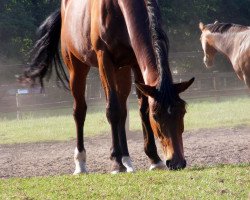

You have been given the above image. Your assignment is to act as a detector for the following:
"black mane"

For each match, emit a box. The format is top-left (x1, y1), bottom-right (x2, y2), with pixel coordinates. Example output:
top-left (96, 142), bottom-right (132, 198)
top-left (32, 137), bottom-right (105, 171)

top-left (145, 0), bottom-right (185, 108)
top-left (206, 22), bottom-right (248, 34)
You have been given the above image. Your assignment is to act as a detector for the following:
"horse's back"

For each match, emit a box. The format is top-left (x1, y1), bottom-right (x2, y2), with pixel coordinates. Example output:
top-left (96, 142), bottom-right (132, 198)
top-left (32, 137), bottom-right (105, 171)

top-left (61, 0), bottom-right (136, 68)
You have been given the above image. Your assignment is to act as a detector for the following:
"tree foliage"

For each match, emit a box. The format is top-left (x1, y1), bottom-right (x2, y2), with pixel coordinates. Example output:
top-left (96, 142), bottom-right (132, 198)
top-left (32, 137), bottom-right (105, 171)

top-left (0, 0), bottom-right (59, 61)
top-left (0, 0), bottom-right (249, 72)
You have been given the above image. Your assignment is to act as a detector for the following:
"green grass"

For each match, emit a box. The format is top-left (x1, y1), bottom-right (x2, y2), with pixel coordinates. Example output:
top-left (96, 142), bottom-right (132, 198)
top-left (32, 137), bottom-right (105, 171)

top-left (0, 97), bottom-right (249, 144)
top-left (0, 111), bottom-right (108, 144)
top-left (130, 96), bottom-right (250, 131)
top-left (0, 164), bottom-right (249, 200)
top-left (185, 97), bottom-right (250, 130)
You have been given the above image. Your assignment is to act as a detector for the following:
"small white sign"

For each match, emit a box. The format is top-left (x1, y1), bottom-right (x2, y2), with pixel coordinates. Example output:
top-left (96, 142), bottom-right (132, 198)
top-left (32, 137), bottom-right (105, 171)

top-left (17, 89), bottom-right (29, 95)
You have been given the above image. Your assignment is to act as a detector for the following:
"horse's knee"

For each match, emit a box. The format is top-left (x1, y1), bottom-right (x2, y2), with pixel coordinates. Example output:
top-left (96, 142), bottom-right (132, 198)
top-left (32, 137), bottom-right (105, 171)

top-left (106, 104), bottom-right (120, 124)
top-left (73, 103), bottom-right (87, 124)
top-left (119, 105), bottom-right (127, 124)
top-left (106, 93), bottom-right (121, 124)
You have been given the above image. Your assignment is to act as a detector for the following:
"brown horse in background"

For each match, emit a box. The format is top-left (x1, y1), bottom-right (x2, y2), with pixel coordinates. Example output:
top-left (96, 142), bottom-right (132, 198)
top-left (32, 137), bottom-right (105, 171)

top-left (199, 21), bottom-right (250, 88)
top-left (21, 0), bottom-right (194, 174)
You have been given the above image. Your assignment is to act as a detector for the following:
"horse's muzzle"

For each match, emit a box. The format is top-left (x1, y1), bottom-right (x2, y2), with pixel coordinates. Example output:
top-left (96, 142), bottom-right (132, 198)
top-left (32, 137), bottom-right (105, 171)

top-left (166, 159), bottom-right (186, 170)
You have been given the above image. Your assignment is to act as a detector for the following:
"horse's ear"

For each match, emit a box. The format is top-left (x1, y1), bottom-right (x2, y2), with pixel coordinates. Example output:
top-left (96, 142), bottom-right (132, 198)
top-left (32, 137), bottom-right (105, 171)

top-left (199, 22), bottom-right (205, 31)
top-left (214, 20), bottom-right (219, 24)
top-left (174, 77), bottom-right (195, 94)
top-left (135, 82), bottom-right (157, 97)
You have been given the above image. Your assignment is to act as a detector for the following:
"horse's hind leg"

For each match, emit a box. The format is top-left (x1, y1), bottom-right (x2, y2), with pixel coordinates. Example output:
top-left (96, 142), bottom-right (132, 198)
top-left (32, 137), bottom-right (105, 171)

top-left (116, 66), bottom-right (134, 172)
top-left (64, 52), bottom-right (90, 174)
top-left (132, 66), bottom-right (166, 170)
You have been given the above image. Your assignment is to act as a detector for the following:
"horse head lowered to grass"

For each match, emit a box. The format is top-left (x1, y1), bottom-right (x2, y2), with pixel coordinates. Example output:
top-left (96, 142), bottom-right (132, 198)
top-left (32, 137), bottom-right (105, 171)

top-left (20, 0), bottom-right (194, 174)
top-left (199, 21), bottom-right (250, 88)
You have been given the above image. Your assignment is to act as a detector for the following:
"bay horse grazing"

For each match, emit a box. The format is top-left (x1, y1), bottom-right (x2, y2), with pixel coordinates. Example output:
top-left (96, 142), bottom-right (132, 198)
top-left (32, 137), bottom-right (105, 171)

top-left (199, 21), bottom-right (250, 88)
top-left (21, 0), bottom-right (194, 174)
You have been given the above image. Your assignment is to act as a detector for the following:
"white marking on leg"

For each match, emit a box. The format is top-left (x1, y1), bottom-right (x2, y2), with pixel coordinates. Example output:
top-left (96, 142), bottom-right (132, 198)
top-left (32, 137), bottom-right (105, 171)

top-left (73, 147), bottom-right (87, 175)
top-left (122, 156), bottom-right (135, 173)
top-left (149, 161), bottom-right (167, 171)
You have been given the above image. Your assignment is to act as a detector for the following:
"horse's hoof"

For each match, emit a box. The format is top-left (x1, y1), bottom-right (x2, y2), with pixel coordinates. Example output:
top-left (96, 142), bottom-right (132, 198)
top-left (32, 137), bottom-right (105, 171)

top-left (149, 161), bottom-right (167, 171)
top-left (110, 161), bottom-right (126, 174)
top-left (122, 156), bottom-right (135, 173)
top-left (74, 148), bottom-right (88, 175)
top-left (73, 169), bottom-right (88, 175)
top-left (73, 160), bottom-right (88, 175)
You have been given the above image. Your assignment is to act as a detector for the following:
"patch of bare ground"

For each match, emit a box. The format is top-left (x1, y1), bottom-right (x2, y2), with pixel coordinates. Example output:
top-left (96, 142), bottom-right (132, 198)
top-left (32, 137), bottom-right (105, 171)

top-left (0, 126), bottom-right (249, 178)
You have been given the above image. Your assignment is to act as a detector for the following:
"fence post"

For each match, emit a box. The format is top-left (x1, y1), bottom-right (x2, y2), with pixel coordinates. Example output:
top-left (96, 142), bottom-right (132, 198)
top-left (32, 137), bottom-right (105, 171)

top-left (16, 93), bottom-right (20, 120)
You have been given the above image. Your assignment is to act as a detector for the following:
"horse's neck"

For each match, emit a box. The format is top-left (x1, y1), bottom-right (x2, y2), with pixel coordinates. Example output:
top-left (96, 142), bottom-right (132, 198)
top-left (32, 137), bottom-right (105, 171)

top-left (118, 0), bottom-right (159, 86)
top-left (212, 34), bottom-right (234, 59)
top-left (212, 33), bottom-right (245, 66)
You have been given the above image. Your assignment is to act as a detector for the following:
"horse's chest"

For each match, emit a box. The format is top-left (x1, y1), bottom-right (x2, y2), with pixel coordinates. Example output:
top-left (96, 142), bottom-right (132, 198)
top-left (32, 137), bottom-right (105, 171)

top-left (233, 52), bottom-right (250, 75)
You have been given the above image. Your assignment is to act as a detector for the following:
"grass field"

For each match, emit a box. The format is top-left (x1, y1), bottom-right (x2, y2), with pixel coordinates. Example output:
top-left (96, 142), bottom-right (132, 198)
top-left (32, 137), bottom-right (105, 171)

top-left (0, 97), bottom-right (249, 144)
top-left (0, 164), bottom-right (249, 200)
top-left (1, 98), bottom-right (249, 199)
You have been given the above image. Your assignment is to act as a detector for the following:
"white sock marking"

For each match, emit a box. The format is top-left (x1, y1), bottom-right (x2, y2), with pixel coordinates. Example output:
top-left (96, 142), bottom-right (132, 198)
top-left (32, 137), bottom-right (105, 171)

top-left (149, 161), bottom-right (167, 171)
top-left (73, 147), bottom-right (87, 175)
top-left (122, 156), bottom-right (135, 173)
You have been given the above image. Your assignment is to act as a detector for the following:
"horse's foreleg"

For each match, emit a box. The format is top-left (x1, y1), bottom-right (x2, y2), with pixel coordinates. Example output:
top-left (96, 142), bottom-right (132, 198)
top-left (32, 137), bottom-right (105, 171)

top-left (66, 53), bottom-right (90, 175)
top-left (236, 68), bottom-right (250, 89)
top-left (116, 66), bottom-right (134, 173)
top-left (243, 73), bottom-right (250, 89)
top-left (132, 66), bottom-right (165, 170)
top-left (139, 96), bottom-right (166, 170)
top-left (97, 49), bottom-right (126, 174)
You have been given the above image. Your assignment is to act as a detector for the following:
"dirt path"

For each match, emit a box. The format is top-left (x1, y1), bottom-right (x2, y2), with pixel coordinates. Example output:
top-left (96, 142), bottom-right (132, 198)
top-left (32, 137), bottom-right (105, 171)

top-left (0, 126), bottom-right (249, 178)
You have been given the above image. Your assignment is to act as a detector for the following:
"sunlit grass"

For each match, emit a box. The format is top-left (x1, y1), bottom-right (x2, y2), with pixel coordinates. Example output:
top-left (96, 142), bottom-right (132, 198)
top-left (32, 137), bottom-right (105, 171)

top-left (185, 97), bottom-right (250, 130)
top-left (0, 97), bottom-right (249, 144)
top-left (130, 96), bottom-right (250, 130)
top-left (0, 164), bottom-right (249, 200)
top-left (0, 110), bottom-right (108, 144)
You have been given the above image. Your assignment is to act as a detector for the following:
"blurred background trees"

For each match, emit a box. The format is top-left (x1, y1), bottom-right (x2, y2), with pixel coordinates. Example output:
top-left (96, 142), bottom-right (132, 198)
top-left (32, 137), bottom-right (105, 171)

top-left (0, 0), bottom-right (249, 82)
top-left (0, 0), bottom-right (59, 61)
top-left (159, 0), bottom-right (250, 73)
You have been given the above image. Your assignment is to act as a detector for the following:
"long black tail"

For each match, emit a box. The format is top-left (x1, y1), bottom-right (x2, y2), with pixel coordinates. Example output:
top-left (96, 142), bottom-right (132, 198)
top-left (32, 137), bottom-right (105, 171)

top-left (20, 9), bottom-right (69, 90)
